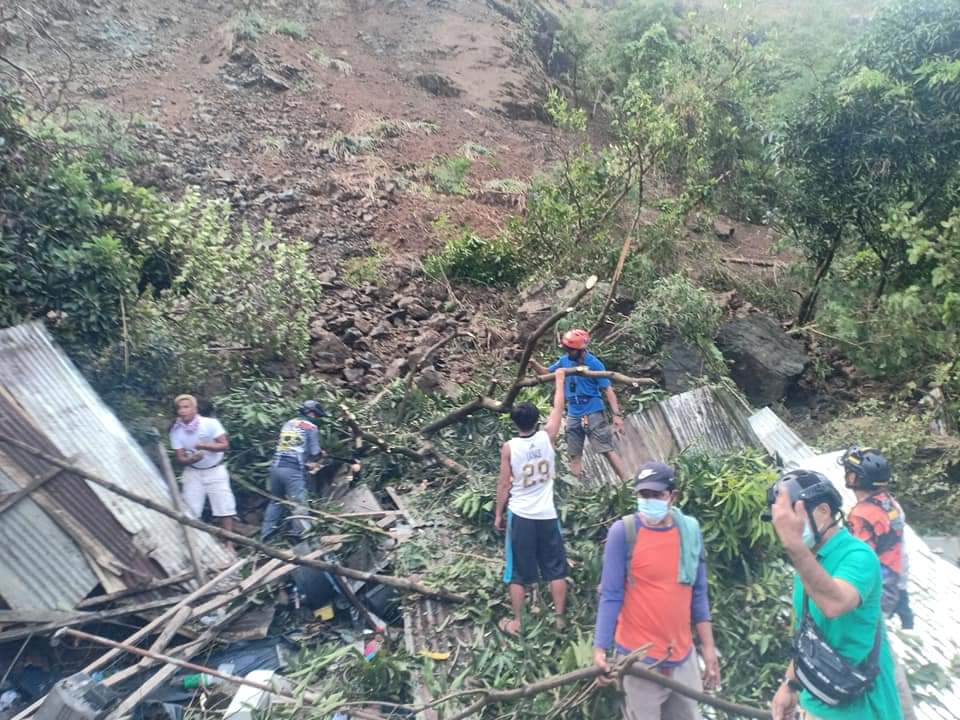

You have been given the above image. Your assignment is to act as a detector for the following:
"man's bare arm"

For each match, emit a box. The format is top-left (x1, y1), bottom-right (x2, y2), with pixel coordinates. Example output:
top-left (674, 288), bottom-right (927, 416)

top-left (529, 359), bottom-right (549, 375)
top-left (544, 368), bottom-right (566, 442)
top-left (494, 443), bottom-right (513, 530)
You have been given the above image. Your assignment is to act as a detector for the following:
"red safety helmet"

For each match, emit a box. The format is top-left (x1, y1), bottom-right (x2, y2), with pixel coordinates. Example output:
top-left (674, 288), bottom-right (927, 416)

top-left (561, 329), bottom-right (590, 350)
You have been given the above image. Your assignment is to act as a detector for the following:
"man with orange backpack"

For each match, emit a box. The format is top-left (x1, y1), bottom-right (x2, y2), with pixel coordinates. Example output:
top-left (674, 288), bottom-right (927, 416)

top-left (530, 329), bottom-right (628, 481)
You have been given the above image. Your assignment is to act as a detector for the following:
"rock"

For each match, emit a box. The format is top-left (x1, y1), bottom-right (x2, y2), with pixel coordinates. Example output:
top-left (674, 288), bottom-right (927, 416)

top-left (317, 269), bottom-right (338, 285)
top-left (716, 315), bottom-right (808, 407)
top-left (370, 322), bottom-right (392, 339)
top-left (416, 73), bottom-right (462, 97)
top-left (406, 303), bottom-right (432, 321)
top-left (310, 330), bottom-right (351, 365)
top-left (342, 327), bottom-right (364, 345)
top-left (416, 367), bottom-right (460, 399)
top-left (309, 318), bottom-right (327, 340)
top-left (661, 339), bottom-right (708, 394)
top-left (713, 220), bottom-right (735, 240)
top-left (385, 357), bottom-right (408, 380)
top-left (343, 367), bottom-right (366, 383)
top-left (353, 317), bottom-right (373, 335)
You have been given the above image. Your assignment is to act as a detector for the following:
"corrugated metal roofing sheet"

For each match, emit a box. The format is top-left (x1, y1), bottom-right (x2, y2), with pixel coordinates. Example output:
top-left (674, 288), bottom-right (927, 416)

top-left (747, 407), bottom-right (815, 469)
top-left (0, 464), bottom-right (98, 610)
top-left (0, 323), bottom-right (231, 611)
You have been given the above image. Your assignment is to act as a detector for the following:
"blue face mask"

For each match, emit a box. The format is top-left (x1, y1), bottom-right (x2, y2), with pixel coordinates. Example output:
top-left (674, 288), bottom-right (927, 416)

top-left (802, 518), bottom-right (817, 549)
top-left (637, 497), bottom-right (670, 523)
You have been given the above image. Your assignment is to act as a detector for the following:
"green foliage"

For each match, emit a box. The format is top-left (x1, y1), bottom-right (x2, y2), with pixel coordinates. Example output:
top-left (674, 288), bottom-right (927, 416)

top-left (429, 155), bottom-right (472, 195)
top-left (621, 274), bottom-right (722, 354)
top-left (342, 247), bottom-right (386, 288)
top-left (424, 218), bottom-right (525, 288)
top-left (0, 93), bottom-right (320, 403)
top-left (233, 12), bottom-right (268, 41)
top-left (818, 399), bottom-right (960, 531)
top-left (272, 19), bottom-right (308, 40)
top-left (675, 450), bottom-right (779, 572)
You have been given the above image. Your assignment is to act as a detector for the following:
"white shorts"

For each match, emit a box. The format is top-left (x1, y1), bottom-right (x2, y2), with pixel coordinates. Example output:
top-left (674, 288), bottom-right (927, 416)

top-left (181, 465), bottom-right (236, 518)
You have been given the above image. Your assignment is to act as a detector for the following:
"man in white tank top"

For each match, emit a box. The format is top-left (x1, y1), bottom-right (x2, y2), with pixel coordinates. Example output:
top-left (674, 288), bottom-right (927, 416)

top-left (494, 368), bottom-right (568, 635)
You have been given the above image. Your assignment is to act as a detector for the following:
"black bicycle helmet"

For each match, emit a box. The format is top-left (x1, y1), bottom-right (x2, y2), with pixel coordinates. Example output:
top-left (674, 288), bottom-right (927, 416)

top-left (763, 469), bottom-right (842, 521)
top-left (299, 399), bottom-right (328, 418)
top-left (839, 447), bottom-right (890, 488)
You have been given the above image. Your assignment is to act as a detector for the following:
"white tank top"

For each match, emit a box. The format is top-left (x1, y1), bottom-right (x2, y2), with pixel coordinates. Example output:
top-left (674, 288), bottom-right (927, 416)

top-left (507, 430), bottom-right (557, 520)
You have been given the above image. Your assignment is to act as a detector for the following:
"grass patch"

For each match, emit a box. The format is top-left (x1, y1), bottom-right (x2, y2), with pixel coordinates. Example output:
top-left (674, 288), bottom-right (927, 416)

top-left (273, 19), bottom-right (308, 40)
top-left (319, 131), bottom-right (377, 161)
top-left (309, 48), bottom-right (353, 75)
top-left (482, 178), bottom-right (527, 194)
top-left (429, 156), bottom-right (472, 195)
top-left (343, 247), bottom-right (387, 287)
top-left (367, 117), bottom-right (438, 139)
top-left (459, 142), bottom-right (492, 160)
top-left (233, 12), bottom-right (268, 41)
top-left (317, 117), bottom-right (438, 161)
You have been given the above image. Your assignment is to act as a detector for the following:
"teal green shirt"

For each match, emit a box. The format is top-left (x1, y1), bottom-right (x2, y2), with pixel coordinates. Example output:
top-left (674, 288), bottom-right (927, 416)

top-left (792, 527), bottom-right (902, 720)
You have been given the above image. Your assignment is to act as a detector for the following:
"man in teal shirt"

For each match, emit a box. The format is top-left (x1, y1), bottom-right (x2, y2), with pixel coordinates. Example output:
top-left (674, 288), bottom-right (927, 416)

top-left (766, 469), bottom-right (902, 720)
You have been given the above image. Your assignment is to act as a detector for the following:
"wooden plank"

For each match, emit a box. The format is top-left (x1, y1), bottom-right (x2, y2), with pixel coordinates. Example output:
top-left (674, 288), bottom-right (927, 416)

top-left (0, 609), bottom-right (90, 626)
top-left (76, 571), bottom-right (196, 609)
top-left (385, 486), bottom-right (425, 528)
top-left (0, 464), bottom-right (67, 515)
top-left (137, 606), bottom-right (192, 666)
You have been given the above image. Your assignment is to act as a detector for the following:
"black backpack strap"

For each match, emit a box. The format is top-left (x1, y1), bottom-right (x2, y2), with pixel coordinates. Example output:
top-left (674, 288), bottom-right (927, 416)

top-left (802, 592), bottom-right (884, 670)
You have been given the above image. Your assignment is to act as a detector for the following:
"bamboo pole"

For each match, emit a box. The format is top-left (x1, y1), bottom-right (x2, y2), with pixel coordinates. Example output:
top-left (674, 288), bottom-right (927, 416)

top-left (156, 441), bottom-right (205, 582)
top-left (53, 627), bottom-right (319, 704)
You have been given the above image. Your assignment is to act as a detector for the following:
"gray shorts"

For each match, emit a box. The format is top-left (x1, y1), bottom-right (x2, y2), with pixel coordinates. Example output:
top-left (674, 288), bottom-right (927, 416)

top-left (565, 412), bottom-right (615, 458)
top-left (621, 651), bottom-right (703, 720)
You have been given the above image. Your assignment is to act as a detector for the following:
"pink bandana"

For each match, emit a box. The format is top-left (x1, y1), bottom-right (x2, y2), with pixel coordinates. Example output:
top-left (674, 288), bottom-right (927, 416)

top-left (174, 416), bottom-right (200, 434)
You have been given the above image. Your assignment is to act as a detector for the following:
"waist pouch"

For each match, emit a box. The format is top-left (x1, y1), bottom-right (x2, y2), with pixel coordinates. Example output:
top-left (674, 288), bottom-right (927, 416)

top-left (793, 595), bottom-right (882, 706)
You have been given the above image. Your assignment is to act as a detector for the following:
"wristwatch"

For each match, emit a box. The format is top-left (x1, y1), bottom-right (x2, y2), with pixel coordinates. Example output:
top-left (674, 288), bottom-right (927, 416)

top-left (784, 677), bottom-right (802, 692)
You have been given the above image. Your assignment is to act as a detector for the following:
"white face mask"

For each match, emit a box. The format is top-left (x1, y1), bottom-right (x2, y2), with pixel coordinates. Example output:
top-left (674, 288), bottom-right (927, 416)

top-left (802, 517), bottom-right (817, 548)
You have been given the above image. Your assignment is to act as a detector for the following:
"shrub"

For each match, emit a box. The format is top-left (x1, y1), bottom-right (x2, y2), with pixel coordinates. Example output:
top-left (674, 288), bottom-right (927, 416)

top-left (423, 220), bottom-right (525, 287)
top-left (342, 247), bottom-right (386, 287)
top-left (233, 12), bottom-right (268, 41)
top-left (609, 273), bottom-right (721, 354)
top-left (429, 155), bottom-right (472, 195)
top-left (273, 19), bottom-right (308, 40)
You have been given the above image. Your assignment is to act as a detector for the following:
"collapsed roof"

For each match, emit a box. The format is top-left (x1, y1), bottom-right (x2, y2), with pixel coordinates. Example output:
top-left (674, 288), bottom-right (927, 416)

top-left (0, 323), bottom-right (233, 612)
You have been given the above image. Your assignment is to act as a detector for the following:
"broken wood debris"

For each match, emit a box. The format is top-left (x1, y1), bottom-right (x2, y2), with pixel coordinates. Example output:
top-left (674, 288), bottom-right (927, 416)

top-left (0, 433), bottom-right (467, 603)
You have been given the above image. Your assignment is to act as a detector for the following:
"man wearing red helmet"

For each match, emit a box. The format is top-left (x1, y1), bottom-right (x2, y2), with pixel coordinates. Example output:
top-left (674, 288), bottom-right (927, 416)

top-left (530, 328), bottom-right (628, 481)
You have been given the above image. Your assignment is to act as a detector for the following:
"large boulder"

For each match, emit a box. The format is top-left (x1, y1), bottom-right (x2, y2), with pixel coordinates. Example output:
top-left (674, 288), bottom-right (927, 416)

top-left (716, 315), bottom-right (808, 407)
top-left (661, 339), bottom-right (708, 394)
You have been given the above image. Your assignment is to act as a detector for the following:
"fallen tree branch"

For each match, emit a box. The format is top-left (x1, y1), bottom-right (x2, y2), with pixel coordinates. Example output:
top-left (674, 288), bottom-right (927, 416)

top-left (75, 571), bottom-right (195, 609)
top-left (367, 642), bottom-right (770, 720)
top-left (338, 405), bottom-right (473, 477)
top-left (422, 367), bottom-right (656, 435)
top-left (515, 368), bottom-right (656, 390)
top-left (590, 203), bottom-right (642, 336)
top-left (0, 434), bottom-right (466, 603)
top-left (719, 256), bottom-right (785, 268)
top-left (502, 275), bottom-right (598, 409)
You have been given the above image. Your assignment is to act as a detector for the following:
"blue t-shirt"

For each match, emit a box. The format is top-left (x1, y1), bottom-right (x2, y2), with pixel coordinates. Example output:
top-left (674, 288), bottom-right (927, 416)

top-left (548, 352), bottom-right (610, 417)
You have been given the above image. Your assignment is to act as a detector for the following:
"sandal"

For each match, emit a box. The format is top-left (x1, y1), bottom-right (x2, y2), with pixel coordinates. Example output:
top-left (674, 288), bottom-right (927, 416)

top-left (498, 617), bottom-right (521, 636)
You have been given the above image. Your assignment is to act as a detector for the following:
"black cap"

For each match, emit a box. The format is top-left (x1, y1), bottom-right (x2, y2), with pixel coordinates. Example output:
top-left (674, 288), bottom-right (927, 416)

top-left (634, 462), bottom-right (676, 493)
top-left (300, 400), bottom-right (328, 417)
